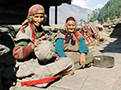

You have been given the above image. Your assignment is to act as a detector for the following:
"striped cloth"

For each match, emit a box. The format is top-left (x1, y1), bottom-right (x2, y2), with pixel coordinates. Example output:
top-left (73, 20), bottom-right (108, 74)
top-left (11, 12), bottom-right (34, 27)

top-left (16, 57), bottom-right (73, 87)
top-left (13, 44), bottom-right (34, 60)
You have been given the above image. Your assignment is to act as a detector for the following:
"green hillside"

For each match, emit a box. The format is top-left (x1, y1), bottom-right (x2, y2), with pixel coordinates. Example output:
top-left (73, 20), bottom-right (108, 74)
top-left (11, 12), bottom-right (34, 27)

top-left (90, 0), bottom-right (121, 23)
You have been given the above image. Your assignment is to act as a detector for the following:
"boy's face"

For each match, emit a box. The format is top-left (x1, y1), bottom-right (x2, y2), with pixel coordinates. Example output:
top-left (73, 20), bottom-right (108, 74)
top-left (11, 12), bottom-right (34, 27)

top-left (32, 13), bottom-right (44, 27)
top-left (65, 20), bottom-right (77, 33)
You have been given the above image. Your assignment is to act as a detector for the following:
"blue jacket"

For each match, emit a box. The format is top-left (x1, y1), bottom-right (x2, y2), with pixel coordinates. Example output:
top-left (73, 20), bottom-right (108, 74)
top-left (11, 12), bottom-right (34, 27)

top-left (55, 38), bottom-right (88, 57)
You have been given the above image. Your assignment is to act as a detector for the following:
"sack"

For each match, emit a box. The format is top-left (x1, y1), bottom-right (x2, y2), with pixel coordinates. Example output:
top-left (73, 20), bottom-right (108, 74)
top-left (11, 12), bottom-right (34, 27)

top-left (93, 55), bottom-right (114, 68)
top-left (34, 41), bottom-right (55, 62)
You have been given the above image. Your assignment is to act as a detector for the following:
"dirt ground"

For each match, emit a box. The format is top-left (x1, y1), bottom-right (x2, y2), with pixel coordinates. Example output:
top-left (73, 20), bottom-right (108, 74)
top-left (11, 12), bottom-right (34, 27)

top-left (9, 34), bottom-right (121, 90)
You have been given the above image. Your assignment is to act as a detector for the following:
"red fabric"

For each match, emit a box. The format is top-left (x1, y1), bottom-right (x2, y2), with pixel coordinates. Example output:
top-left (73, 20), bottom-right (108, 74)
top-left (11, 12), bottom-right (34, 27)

top-left (53, 54), bottom-right (57, 58)
top-left (30, 24), bottom-right (35, 43)
top-left (66, 17), bottom-right (76, 23)
top-left (21, 75), bottom-right (60, 87)
top-left (22, 45), bottom-right (33, 59)
top-left (13, 45), bottom-right (33, 60)
top-left (75, 31), bottom-right (80, 41)
top-left (43, 31), bottom-right (48, 40)
top-left (13, 46), bottom-right (22, 59)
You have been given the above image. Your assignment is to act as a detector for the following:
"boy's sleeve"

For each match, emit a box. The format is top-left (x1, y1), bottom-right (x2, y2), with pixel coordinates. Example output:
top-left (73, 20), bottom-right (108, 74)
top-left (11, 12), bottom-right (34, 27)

top-left (55, 38), bottom-right (67, 57)
top-left (79, 38), bottom-right (89, 54)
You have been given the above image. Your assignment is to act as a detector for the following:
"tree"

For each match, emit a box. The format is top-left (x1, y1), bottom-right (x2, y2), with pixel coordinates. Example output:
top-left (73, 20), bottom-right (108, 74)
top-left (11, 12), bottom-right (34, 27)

top-left (79, 19), bottom-right (86, 25)
top-left (89, 8), bottom-right (100, 22)
top-left (97, 0), bottom-right (121, 23)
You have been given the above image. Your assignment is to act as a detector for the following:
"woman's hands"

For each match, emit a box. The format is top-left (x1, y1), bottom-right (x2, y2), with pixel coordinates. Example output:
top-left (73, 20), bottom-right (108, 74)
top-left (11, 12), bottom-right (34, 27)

top-left (79, 53), bottom-right (86, 67)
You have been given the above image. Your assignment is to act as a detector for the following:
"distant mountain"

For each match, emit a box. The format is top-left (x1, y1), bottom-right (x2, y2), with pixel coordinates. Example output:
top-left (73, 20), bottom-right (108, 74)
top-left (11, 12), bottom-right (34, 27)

top-left (49, 3), bottom-right (93, 25)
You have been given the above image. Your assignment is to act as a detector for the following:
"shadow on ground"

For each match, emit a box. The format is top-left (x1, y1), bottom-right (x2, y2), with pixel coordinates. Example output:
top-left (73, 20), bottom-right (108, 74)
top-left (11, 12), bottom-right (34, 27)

top-left (100, 23), bottom-right (121, 53)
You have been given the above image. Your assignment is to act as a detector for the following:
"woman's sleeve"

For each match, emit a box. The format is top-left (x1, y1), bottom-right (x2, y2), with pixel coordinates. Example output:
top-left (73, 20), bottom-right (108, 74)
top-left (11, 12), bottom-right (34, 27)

top-left (13, 42), bottom-right (34, 60)
top-left (55, 38), bottom-right (67, 57)
top-left (79, 38), bottom-right (89, 54)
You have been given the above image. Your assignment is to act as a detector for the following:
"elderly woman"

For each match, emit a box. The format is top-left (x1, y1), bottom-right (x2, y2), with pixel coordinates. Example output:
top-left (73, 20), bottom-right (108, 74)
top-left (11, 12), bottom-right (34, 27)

top-left (55, 17), bottom-right (93, 70)
top-left (12, 4), bottom-right (73, 88)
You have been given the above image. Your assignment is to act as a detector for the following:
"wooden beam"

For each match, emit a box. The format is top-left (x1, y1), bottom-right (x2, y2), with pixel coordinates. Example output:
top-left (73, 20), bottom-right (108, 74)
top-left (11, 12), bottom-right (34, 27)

top-left (55, 6), bottom-right (57, 24)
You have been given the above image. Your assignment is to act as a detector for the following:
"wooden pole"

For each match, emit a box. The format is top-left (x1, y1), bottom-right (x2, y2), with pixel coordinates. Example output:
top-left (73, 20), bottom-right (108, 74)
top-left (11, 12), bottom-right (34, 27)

top-left (55, 6), bottom-right (57, 24)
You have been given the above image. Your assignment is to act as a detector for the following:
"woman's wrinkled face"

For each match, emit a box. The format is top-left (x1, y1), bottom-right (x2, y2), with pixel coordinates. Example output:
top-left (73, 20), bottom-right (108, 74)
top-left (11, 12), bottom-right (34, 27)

top-left (32, 13), bottom-right (44, 27)
top-left (65, 20), bottom-right (77, 33)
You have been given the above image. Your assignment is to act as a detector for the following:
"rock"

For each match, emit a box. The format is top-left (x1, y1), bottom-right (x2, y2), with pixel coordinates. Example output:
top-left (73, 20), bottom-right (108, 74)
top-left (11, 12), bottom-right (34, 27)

top-left (93, 55), bottom-right (114, 68)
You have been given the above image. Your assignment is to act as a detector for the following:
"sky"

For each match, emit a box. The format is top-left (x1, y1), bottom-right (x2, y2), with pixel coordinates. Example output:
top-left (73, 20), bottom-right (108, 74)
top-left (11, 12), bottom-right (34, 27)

top-left (72, 0), bottom-right (109, 10)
